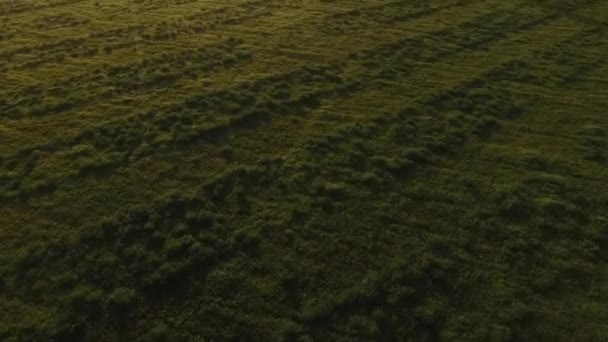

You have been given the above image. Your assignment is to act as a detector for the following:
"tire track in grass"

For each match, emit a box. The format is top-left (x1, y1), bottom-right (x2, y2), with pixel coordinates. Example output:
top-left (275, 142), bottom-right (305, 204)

top-left (0, 0), bottom-right (87, 16)
top-left (0, 38), bottom-right (252, 119)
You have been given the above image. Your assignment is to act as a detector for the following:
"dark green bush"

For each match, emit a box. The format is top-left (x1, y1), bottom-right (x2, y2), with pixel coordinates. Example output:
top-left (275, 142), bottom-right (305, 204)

top-left (107, 287), bottom-right (136, 314)
top-left (498, 195), bottom-right (534, 221)
top-left (68, 285), bottom-right (103, 317)
top-left (144, 323), bottom-right (171, 342)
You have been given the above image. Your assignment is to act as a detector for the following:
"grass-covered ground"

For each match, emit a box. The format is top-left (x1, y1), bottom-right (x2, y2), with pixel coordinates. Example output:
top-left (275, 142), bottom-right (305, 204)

top-left (1, 0), bottom-right (607, 340)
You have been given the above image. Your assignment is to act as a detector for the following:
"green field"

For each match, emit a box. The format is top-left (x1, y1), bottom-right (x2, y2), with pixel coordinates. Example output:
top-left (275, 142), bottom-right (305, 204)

top-left (1, 0), bottom-right (607, 340)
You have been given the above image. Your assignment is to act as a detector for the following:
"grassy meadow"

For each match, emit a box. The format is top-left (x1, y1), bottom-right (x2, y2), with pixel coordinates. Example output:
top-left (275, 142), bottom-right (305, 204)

top-left (1, 0), bottom-right (607, 340)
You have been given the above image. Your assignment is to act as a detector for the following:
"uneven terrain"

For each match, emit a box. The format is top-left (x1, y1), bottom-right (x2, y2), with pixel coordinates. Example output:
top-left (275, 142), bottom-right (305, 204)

top-left (1, 0), bottom-right (607, 341)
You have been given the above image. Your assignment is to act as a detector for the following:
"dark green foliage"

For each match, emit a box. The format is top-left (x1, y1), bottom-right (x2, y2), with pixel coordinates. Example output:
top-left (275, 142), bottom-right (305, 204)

top-left (107, 287), bottom-right (136, 314)
top-left (2, 0), bottom-right (608, 341)
top-left (67, 285), bottom-right (104, 325)
top-left (144, 323), bottom-right (172, 342)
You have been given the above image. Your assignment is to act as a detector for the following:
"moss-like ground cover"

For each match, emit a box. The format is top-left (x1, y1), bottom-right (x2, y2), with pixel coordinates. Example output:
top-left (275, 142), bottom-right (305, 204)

top-left (0, 0), bottom-right (607, 340)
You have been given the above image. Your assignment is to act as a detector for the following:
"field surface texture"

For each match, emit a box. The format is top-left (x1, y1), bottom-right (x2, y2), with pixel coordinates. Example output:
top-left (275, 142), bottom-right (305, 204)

top-left (1, 0), bottom-right (608, 341)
